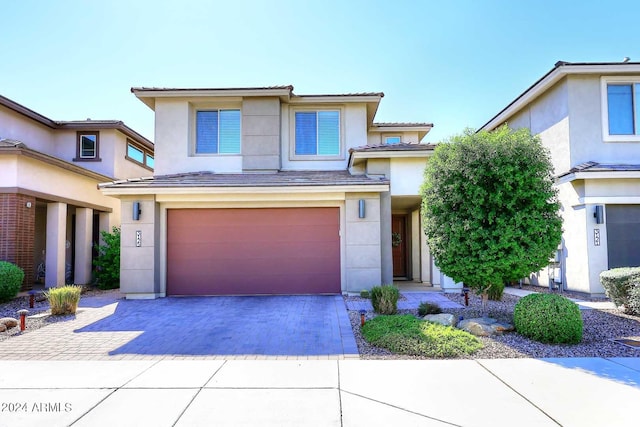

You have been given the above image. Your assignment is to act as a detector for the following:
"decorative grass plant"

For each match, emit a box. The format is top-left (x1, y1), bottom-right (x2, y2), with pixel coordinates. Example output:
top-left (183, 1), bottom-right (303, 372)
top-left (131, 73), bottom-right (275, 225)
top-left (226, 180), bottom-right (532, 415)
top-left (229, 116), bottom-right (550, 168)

top-left (44, 285), bottom-right (82, 315)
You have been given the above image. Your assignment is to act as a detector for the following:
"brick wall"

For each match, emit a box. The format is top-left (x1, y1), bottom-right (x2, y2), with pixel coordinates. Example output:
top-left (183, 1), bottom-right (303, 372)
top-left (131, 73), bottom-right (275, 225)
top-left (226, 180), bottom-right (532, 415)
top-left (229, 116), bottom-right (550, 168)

top-left (0, 193), bottom-right (36, 290)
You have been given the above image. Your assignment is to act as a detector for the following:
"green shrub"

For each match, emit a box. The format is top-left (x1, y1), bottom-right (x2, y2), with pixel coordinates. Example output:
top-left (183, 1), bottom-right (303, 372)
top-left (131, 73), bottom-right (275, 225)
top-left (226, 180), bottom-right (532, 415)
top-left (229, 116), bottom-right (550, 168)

top-left (360, 289), bottom-right (370, 299)
top-left (627, 285), bottom-right (640, 316)
top-left (370, 284), bottom-right (399, 314)
top-left (44, 285), bottom-right (82, 315)
top-left (513, 293), bottom-right (582, 344)
top-left (0, 261), bottom-right (24, 303)
top-left (362, 314), bottom-right (482, 357)
top-left (93, 226), bottom-right (121, 289)
top-left (599, 267), bottom-right (640, 313)
top-left (488, 282), bottom-right (505, 301)
top-left (418, 301), bottom-right (442, 316)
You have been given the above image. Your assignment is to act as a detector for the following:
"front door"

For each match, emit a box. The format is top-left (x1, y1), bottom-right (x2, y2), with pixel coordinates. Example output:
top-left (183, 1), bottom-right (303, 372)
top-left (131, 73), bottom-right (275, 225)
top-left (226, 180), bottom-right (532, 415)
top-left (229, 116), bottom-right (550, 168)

top-left (392, 215), bottom-right (407, 278)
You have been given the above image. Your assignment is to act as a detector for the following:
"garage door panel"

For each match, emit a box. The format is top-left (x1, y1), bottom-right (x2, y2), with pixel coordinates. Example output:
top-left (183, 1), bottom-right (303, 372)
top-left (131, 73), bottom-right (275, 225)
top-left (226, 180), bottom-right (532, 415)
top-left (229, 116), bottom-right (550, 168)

top-left (167, 208), bottom-right (340, 295)
top-left (607, 205), bottom-right (640, 269)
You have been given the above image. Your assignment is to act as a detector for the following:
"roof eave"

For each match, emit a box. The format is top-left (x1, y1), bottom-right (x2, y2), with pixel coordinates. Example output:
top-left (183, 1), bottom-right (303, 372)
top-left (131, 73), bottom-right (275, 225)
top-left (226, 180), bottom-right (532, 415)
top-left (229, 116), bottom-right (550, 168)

top-left (131, 87), bottom-right (295, 110)
top-left (480, 62), bottom-right (640, 132)
top-left (557, 170), bottom-right (640, 184)
top-left (58, 122), bottom-right (153, 149)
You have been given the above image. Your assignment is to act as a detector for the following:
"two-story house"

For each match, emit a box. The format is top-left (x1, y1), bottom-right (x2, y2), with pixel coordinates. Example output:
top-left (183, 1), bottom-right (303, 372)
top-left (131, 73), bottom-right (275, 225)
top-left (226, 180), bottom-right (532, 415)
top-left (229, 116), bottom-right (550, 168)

top-left (99, 86), bottom-right (437, 298)
top-left (0, 94), bottom-right (153, 290)
top-left (480, 61), bottom-right (640, 296)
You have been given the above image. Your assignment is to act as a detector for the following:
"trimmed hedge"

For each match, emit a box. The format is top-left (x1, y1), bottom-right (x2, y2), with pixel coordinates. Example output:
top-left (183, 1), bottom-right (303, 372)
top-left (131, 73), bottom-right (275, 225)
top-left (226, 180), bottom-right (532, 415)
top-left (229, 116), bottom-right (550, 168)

top-left (370, 284), bottom-right (399, 315)
top-left (628, 285), bottom-right (640, 316)
top-left (513, 293), bottom-right (582, 344)
top-left (600, 267), bottom-right (640, 313)
top-left (0, 261), bottom-right (24, 303)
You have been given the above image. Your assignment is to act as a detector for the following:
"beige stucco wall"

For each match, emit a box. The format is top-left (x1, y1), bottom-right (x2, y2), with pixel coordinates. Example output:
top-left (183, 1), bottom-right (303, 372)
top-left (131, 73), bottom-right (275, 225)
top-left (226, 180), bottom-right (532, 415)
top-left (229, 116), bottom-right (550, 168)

top-left (389, 157), bottom-right (428, 196)
top-left (367, 131), bottom-right (421, 146)
top-left (242, 97), bottom-right (281, 171)
top-left (119, 195), bottom-right (160, 298)
top-left (154, 98), bottom-right (243, 175)
top-left (344, 193), bottom-right (382, 292)
top-left (0, 106), bottom-right (54, 153)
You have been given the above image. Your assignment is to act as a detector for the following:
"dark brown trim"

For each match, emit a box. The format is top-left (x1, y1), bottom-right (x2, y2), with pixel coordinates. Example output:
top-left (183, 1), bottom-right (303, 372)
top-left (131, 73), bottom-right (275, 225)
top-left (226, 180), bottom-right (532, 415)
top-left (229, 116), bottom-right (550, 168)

top-left (74, 131), bottom-right (100, 161)
top-left (0, 187), bottom-right (113, 213)
top-left (125, 139), bottom-right (154, 170)
top-left (0, 94), bottom-right (58, 129)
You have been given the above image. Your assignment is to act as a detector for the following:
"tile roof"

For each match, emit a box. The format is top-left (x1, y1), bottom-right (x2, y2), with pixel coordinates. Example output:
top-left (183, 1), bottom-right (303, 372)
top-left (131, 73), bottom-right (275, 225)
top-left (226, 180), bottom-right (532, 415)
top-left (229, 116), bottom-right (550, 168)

top-left (131, 85), bottom-right (294, 92)
top-left (297, 92), bottom-right (384, 98)
top-left (558, 161), bottom-right (640, 177)
top-left (372, 122), bottom-right (434, 127)
top-left (350, 143), bottom-right (437, 153)
top-left (99, 170), bottom-right (388, 189)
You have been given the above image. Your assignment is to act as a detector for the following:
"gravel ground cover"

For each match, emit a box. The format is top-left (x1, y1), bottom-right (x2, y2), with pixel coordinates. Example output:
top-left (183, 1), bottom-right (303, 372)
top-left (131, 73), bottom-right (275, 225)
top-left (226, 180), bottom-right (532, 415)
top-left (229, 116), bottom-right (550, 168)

top-left (347, 288), bottom-right (640, 359)
top-left (0, 288), bottom-right (120, 342)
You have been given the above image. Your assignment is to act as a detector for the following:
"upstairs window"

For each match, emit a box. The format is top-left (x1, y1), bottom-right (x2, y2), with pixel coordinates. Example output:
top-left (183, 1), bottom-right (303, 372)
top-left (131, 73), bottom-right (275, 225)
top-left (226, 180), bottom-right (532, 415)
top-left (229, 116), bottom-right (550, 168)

top-left (196, 109), bottom-right (241, 154)
top-left (602, 77), bottom-right (640, 141)
top-left (75, 131), bottom-right (100, 161)
top-left (385, 136), bottom-right (402, 145)
top-left (294, 110), bottom-right (340, 156)
top-left (126, 140), bottom-right (154, 170)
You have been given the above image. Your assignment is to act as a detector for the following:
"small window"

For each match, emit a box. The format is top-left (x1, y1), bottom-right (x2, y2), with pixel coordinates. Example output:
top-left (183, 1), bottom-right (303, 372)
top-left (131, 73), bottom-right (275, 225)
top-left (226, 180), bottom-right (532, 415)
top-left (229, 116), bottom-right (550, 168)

top-left (75, 132), bottom-right (99, 161)
top-left (385, 136), bottom-right (402, 145)
top-left (126, 140), bottom-right (154, 169)
top-left (294, 110), bottom-right (340, 156)
top-left (196, 109), bottom-right (241, 154)
top-left (127, 143), bottom-right (144, 163)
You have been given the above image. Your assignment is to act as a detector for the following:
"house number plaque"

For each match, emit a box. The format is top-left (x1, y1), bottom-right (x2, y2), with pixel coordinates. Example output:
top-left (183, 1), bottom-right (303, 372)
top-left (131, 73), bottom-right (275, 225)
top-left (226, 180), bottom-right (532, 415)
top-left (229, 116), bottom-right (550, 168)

top-left (136, 230), bottom-right (142, 247)
top-left (594, 229), bottom-right (600, 246)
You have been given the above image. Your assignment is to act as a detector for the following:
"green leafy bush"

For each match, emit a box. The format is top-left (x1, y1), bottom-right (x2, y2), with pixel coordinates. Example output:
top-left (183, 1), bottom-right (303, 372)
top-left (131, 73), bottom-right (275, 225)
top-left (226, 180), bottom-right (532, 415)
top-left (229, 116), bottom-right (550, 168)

top-left (487, 283), bottom-right (505, 301)
top-left (627, 285), bottom-right (640, 316)
top-left (370, 284), bottom-right (399, 314)
top-left (360, 289), bottom-right (370, 299)
top-left (0, 261), bottom-right (24, 303)
top-left (418, 301), bottom-right (442, 316)
top-left (93, 226), bottom-right (121, 289)
top-left (362, 314), bottom-right (482, 357)
top-left (44, 285), bottom-right (82, 315)
top-left (599, 267), bottom-right (640, 313)
top-left (513, 293), bottom-right (582, 344)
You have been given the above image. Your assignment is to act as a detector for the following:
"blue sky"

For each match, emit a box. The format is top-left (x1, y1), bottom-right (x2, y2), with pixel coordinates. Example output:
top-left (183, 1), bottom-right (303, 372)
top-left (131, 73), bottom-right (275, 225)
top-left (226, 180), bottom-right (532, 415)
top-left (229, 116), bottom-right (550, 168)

top-left (2, 0), bottom-right (640, 143)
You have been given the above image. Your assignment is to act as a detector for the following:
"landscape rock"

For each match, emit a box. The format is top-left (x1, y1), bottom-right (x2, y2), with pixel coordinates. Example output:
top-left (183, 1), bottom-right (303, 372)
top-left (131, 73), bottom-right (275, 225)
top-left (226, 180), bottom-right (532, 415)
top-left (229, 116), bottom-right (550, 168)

top-left (423, 313), bottom-right (457, 327)
top-left (0, 324), bottom-right (6, 332)
top-left (0, 317), bottom-right (18, 329)
top-left (458, 317), bottom-right (514, 336)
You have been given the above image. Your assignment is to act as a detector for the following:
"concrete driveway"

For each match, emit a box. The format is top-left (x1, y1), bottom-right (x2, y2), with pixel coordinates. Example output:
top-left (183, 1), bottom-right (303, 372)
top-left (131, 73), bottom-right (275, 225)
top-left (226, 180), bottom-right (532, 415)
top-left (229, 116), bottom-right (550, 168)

top-left (0, 294), bottom-right (358, 360)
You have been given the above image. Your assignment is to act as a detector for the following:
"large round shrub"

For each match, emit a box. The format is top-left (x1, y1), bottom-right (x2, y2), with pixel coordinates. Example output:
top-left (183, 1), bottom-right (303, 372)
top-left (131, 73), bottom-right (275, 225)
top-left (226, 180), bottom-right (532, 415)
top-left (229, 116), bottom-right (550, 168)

top-left (513, 293), bottom-right (582, 344)
top-left (0, 261), bottom-right (24, 303)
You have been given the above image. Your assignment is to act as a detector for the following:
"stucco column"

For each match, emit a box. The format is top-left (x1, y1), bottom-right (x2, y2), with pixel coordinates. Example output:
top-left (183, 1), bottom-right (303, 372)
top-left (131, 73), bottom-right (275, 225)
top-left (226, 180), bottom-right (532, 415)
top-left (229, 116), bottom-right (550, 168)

top-left (98, 212), bottom-right (112, 245)
top-left (45, 202), bottom-right (67, 288)
top-left (74, 208), bottom-right (93, 285)
top-left (380, 191), bottom-right (393, 284)
top-left (419, 212), bottom-right (431, 283)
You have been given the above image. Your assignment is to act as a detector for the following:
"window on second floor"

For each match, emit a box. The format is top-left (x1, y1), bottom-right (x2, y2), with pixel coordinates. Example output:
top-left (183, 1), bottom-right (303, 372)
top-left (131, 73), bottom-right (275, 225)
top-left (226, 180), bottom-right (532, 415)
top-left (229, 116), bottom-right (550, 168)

top-left (75, 131), bottom-right (100, 161)
top-left (294, 110), bottom-right (340, 156)
top-left (384, 136), bottom-right (402, 145)
top-left (602, 77), bottom-right (640, 141)
top-left (195, 109), bottom-right (241, 154)
top-left (126, 140), bottom-right (154, 170)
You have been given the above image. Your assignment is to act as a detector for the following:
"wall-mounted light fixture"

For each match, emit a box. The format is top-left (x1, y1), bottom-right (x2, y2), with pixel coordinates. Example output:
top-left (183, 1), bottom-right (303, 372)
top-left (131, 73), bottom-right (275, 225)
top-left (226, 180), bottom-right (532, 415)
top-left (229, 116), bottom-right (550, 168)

top-left (594, 205), bottom-right (604, 224)
top-left (358, 199), bottom-right (366, 218)
top-left (25, 202), bottom-right (32, 208)
top-left (133, 202), bottom-right (141, 221)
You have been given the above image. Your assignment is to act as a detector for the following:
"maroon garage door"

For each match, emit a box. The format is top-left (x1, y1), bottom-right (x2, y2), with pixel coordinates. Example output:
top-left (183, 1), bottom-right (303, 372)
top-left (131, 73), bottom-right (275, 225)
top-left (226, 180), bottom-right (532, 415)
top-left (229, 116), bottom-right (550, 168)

top-left (166, 208), bottom-right (340, 295)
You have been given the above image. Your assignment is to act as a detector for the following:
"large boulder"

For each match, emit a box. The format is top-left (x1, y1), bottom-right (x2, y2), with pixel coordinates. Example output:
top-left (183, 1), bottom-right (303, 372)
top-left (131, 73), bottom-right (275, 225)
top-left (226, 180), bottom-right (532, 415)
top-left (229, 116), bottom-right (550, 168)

top-left (458, 317), bottom-right (514, 336)
top-left (423, 313), bottom-right (457, 327)
top-left (0, 317), bottom-right (18, 329)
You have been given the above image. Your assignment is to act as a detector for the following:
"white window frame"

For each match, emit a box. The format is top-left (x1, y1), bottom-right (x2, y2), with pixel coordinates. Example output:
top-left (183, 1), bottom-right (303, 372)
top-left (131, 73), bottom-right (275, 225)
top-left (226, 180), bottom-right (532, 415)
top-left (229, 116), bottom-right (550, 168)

top-left (383, 134), bottom-right (403, 145)
top-left (191, 104), bottom-right (242, 156)
top-left (289, 106), bottom-right (345, 161)
top-left (601, 76), bottom-right (640, 142)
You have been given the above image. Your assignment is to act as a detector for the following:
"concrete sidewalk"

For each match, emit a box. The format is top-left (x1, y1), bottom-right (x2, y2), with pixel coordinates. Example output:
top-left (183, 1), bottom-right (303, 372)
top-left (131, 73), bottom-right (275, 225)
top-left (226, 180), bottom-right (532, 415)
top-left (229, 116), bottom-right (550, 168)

top-left (1, 358), bottom-right (639, 426)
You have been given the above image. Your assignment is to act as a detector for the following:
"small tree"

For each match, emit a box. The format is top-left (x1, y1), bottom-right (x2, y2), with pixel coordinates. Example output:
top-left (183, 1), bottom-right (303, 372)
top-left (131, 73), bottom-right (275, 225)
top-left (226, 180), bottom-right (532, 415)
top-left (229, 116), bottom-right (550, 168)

top-left (421, 126), bottom-right (562, 308)
top-left (93, 226), bottom-right (121, 289)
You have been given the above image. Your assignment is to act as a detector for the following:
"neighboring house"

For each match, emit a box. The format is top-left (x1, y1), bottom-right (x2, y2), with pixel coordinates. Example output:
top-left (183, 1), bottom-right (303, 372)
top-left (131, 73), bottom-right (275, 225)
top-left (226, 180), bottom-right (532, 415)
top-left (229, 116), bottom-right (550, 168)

top-left (480, 61), bottom-right (640, 296)
top-left (99, 86), bottom-right (438, 298)
top-left (0, 94), bottom-right (154, 289)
